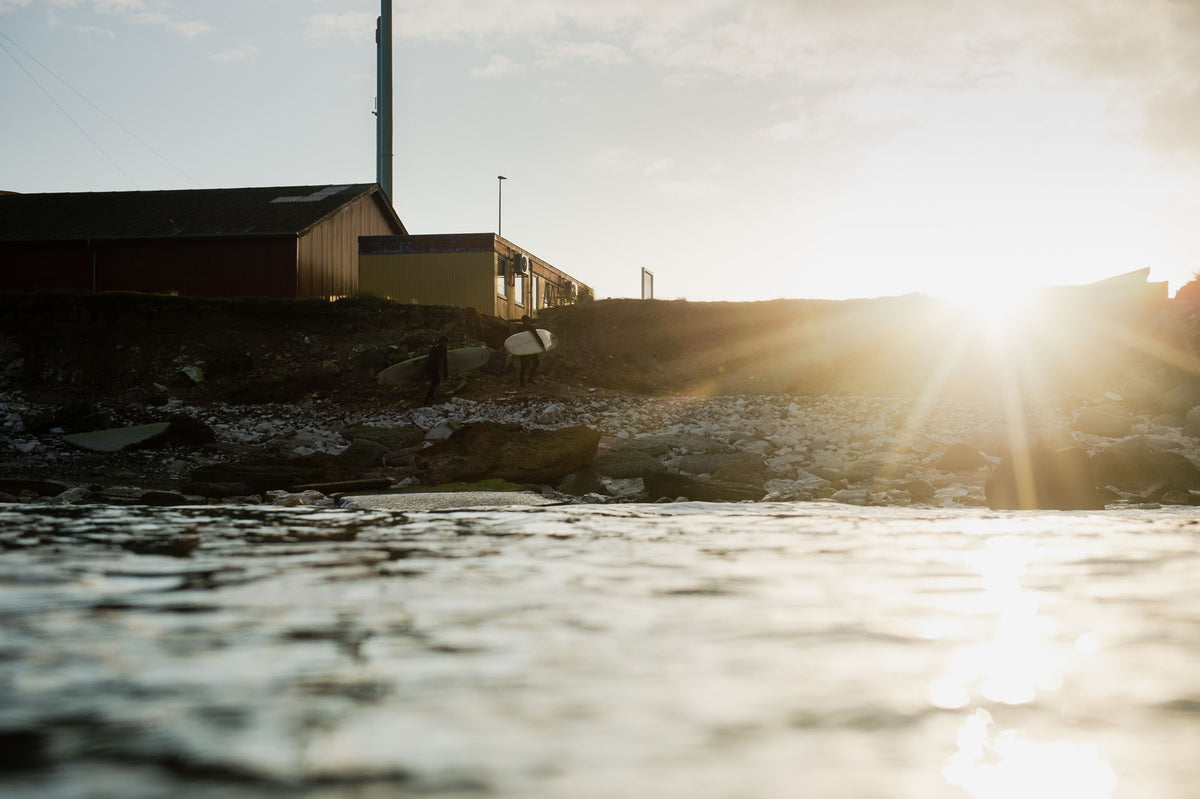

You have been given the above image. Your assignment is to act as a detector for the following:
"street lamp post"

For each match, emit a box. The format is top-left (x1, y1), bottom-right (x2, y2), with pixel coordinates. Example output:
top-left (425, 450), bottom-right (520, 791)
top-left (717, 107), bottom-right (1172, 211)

top-left (497, 175), bottom-right (507, 237)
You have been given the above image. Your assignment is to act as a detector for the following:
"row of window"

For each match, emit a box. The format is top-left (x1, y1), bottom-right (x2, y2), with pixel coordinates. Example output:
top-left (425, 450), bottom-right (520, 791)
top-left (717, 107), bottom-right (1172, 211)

top-left (496, 257), bottom-right (545, 310)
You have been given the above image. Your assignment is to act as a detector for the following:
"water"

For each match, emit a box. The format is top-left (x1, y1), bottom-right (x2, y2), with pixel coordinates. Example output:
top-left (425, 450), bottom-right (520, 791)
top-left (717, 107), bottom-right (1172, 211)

top-left (2, 502), bottom-right (1200, 798)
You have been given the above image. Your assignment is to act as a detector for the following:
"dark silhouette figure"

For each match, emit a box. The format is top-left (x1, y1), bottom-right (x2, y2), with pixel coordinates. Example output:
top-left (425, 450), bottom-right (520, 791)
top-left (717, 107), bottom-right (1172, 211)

top-left (517, 315), bottom-right (546, 386)
top-left (424, 335), bottom-right (449, 404)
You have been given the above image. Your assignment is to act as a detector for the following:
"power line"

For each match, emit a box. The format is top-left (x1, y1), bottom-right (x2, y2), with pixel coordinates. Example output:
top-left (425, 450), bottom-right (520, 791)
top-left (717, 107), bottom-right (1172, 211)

top-left (0, 34), bottom-right (139, 188)
top-left (0, 29), bottom-right (201, 188)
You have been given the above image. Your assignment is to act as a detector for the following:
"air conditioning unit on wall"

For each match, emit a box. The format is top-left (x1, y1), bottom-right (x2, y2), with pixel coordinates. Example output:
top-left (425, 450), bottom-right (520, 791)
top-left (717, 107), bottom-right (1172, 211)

top-left (512, 253), bottom-right (529, 276)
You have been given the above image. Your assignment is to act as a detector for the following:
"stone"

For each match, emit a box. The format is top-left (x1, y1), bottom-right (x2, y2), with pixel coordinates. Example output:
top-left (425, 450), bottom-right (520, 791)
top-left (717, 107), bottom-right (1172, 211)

top-left (985, 445), bottom-right (1104, 510)
top-left (556, 467), bottom-right (609, 497)
top-left (642, 472), bottom-right (763, 503)
top-left (1162, 382), bottom-right (1200, 414)
top-left (677, 453), bottom-right (764, 478)
top-left (414, 423), bottom-right (602, 485)
top-left (593, 448), bottom-right (664, 479)
top-left (0, 479), bottom-right (68, 498)
top-left (903, 479), bottom-right (937, 503)
top-left (338, 423), bottom-right (425, 451)
top-left (624, 433), bottom-right (732, 457)
top-left (1184, 406), bottom-right (1200, 438)
top-left (1091, 445), bottom-right (1200, 492)
top-left (1074, 404), bottom-right (1133, 438)
top-left (830, 488), bottom-right (870, 505)
top-left (935, 443), bottom-right (988, 472)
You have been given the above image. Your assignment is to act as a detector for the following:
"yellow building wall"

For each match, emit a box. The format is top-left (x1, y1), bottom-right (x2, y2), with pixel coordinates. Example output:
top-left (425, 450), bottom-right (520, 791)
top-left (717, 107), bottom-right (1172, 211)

top-left (359, 252), bottom-right (497, 313)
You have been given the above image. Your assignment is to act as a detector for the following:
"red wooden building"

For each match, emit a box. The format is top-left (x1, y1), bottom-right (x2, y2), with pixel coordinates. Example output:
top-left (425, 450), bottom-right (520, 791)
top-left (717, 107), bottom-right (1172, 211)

top-left (0, 184), bottom-right (405, 299)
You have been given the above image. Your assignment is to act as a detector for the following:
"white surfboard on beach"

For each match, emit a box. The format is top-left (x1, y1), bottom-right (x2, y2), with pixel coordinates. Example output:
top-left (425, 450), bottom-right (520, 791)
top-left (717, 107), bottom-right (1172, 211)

top-left (504, 329), bottom-right (557, 356)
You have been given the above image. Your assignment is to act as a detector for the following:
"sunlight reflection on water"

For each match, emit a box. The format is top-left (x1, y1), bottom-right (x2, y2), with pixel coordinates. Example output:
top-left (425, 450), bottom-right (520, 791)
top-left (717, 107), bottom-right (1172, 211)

top-left (3, 503), bottom-right (1199, 798)
top-left (937, 534), bottom-right (1115, 798)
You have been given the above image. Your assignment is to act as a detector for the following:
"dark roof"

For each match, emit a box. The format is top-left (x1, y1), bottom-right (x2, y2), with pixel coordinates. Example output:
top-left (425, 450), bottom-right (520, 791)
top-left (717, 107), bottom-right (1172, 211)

top-left (0, 183), bottom-right (406, 242)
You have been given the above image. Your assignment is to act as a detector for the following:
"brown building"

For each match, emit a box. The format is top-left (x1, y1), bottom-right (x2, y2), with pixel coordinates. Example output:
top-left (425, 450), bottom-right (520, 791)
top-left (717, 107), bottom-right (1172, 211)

top-left (0, 184), bottom-right (405, 299)
top-left (359, 233), bottom-right (589, 319)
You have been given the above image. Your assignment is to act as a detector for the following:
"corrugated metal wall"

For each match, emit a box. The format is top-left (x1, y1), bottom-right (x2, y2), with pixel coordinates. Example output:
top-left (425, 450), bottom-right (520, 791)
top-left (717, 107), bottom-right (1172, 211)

top-left (359, 252), bottom-right (497, 312)
top-left (298, 193), bottom-right (401, 299)
top-left (0, 239), bottom-right (297, 296)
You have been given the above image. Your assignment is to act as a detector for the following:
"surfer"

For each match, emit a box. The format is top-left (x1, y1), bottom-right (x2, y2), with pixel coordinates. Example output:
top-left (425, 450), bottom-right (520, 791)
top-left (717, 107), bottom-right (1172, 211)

top-left (424, 335), bottom-right (450, 404)
top-left (517, 315), bottom-right (546, 387)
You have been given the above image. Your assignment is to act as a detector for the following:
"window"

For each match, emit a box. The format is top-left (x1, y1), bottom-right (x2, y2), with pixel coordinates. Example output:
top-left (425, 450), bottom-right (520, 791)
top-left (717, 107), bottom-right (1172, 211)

top-left (496, 257), bottom-right (506, 298)
top-left (514, 272), bottom-right (525, 306)
top-left (532, 274), bottom-right (541, 309)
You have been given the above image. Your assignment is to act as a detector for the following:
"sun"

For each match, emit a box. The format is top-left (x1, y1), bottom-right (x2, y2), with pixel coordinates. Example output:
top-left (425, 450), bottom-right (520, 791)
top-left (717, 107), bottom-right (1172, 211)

top-left (942, 283), bottom-right (1037, 342)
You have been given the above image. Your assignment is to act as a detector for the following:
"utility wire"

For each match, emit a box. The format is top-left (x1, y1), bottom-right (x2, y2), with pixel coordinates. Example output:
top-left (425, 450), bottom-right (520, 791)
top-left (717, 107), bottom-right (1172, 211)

top-left (0, 34), bottom-right (138, 189)
top-left (0, 30), bottom-right (202, 189)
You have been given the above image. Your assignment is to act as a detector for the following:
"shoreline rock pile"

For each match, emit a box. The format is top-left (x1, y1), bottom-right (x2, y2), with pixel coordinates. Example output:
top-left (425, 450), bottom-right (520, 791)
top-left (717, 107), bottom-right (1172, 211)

top-left (4, 388), bottom-right (1200, 510)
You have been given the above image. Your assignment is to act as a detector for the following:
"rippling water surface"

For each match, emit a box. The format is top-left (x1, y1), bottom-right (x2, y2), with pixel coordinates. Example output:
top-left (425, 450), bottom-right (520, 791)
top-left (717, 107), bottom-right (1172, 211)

top-left (3, 502), bottom-right (1200, 798)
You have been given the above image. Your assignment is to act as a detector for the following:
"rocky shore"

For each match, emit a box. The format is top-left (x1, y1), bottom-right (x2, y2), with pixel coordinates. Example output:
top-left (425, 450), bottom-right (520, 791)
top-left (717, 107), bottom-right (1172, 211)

top-left (4, 386), bottom-right (1200, 511)
top-left (4, 291), bottom-right (1200, 511)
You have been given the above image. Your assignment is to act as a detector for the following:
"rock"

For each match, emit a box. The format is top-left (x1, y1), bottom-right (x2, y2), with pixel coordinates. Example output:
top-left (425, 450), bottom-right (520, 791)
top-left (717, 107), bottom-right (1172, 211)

top-left (338, 423), bottom-right (425, 451)
top-left (1074, 404), bottom-right (1133, 437)
top-left (333, 439), bottom-right (389, 475)
top-left (1162, 382), bottom-right (1200, 414)
top-left (903, 479), bottom-right (937, 503)
top-left (677, 453), bottom-right (764, 478)
top-left (160, 414), bottom-right (217, 446)
top-left (593, 448), bottom-right (664, 479)
top-left (985, 445), bottom-right (1105, 510)
top-left (60, 415), bottom-right (216, 453)
top-left (413, 423), bottom-right (602, 485)
top-left (0, 478), bottom-right (68, 498)
top-left (1184, 406), bottom-right (1200, 438)
top-left (830, 488), bottom-right (870, 505)
top-left (1120, 375), bottom-right (1168, 410)
top-left (62, 422), bottom-right (172, 452)
top-left (140, 490), bottom-right (197, 506)
top-left (556, 467), bottom-right (609, 497)
top-left (642, 472), bottom-right (763, 503)
top-left (712, 457), bottom-right (767, 486)
top-left (624, 433), bottom-right (732, 457)
top-left (935, 443), bottom-right (988, 472)
top-left (291, 478), bottom-right (393, 494)
top-left (1091, 445), bottom-right (1200, 492)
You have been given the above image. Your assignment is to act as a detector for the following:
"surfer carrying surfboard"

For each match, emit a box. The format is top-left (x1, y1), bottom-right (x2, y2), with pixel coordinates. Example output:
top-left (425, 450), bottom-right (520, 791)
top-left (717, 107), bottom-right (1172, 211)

top-left (424, 335), bottom-right (450, 404)
top-left (516, 315), bottom-right (547, 387)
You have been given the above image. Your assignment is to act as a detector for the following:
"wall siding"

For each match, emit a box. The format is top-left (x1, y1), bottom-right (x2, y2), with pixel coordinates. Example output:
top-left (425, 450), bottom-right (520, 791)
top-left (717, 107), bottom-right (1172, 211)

top-left (298, 194), bottom-right (401, 299)
top-left (359, 252), bottom-right (496, 312)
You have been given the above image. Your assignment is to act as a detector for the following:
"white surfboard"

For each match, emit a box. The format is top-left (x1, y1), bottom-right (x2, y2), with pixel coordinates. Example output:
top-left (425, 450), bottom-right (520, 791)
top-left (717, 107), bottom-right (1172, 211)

top-left (504, 329), bottom-right (557, 356)
top-left (377, 347), bottom-right (493, 385)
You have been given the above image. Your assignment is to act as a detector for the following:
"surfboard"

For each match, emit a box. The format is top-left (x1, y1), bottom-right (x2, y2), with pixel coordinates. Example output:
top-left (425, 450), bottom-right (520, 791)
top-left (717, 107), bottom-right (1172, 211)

top-left (504, 329), bottom-right (557, 356)
top-left (377, 347), bottom-right (493, 385)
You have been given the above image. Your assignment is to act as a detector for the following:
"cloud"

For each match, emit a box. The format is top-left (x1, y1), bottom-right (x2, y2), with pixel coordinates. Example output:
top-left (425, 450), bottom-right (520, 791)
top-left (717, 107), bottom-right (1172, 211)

top-left (18, 0), bottom-right (214, 37)
top-left (470, 54), bottom-right (521, 79)
top-left (305, 11), bottom-right (377, 43)
top-left (209, 43), bottom-right (258, 64)
top-left (73, 24), bottom-right (114, 37)
top-left (0, 0), bottom-right (32, 15)
top-left (536, 40), bottom-right (630, 68)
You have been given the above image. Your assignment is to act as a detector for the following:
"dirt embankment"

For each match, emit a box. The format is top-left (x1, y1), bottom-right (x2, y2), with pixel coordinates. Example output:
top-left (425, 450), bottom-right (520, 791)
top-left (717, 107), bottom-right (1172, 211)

top-left (0, 290), bottom-right (1194, 410)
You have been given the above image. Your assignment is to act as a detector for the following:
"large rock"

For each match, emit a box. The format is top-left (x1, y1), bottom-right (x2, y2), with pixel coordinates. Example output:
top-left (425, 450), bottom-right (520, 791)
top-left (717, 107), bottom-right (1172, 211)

top-left (1074, 404), bottom-right (1133, 438)
top-left (677, 452), bottom-right (765, 479)
top-left (593, 448), bottom-right (664, 479)
top-left (1091, 444), bottom-right (1200, 493)
top-left (623, 433), bottom-right (732, 457)
top-left (935, 443), bottom-right (988, 472)
top-left (985, 445), bottom-right (1105, 510)
top-left (414, 423), bottom-right (601, 485)
top-left (643, 471), bottom-right (764, 502)
top-left (185, 439), bottom-right (387, 495)
top-left (1184, 406), bottom-right (1200, 438)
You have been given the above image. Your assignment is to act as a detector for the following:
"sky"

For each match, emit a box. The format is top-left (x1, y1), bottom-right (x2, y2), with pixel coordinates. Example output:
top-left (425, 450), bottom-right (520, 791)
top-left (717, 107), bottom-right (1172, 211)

top-left (2, 0), bottom-right (1199, 302)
